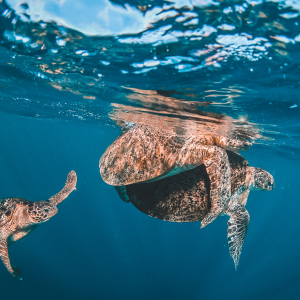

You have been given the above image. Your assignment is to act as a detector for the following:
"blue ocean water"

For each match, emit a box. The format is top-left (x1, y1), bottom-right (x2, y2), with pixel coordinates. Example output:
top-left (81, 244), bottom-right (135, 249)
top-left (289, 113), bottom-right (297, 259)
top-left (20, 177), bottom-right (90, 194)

top-left (0, 0), bottom-right (300, 299)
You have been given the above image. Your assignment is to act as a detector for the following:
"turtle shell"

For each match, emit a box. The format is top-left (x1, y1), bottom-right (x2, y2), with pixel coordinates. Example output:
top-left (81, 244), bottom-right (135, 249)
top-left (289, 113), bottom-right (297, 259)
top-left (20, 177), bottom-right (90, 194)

top-left (0, 198), bottom-right (31, 226)
top-left (99, 125), bottom-right (219, 186)
top-left (116, 150), bottom-right (249, 222)
top-left (99, 124), bottom-right (251, 187)
top-left (124, 164), bottom-right (211, 222)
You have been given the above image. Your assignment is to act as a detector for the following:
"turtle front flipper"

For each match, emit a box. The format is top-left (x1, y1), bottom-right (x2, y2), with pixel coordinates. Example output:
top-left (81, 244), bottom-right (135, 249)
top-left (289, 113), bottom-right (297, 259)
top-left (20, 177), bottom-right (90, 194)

top-left (226, 204), bottom-right (250, 270)
top-left (201, 146), bottom-right (231, 228)
top-left (238, 189), bottom-right (250, 207)
top-left (8, 228), bottom-right (37, 245)
top-left (0, 238), bottom-right (22, 280)
top-left (49, 171), bottom-right (77, 206)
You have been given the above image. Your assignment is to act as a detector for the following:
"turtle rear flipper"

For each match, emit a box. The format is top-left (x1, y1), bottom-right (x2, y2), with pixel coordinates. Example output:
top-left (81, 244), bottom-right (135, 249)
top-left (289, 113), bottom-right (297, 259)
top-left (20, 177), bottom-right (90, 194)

top-left (227, 204), bottom-right (250, 270)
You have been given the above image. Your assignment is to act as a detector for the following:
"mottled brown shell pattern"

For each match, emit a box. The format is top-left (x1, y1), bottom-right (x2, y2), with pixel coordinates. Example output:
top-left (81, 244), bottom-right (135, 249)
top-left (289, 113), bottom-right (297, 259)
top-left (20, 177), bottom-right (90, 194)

top-left (99, 124), bottom-right (248, 186)
top-left (126, 164), bottom-right (211, 222)
top-left (122, 151), bottom-right (248, 223)
top-left (0, 198), bottom-right (31, 227)
top-left (100, 125), bottom-right (187, 186)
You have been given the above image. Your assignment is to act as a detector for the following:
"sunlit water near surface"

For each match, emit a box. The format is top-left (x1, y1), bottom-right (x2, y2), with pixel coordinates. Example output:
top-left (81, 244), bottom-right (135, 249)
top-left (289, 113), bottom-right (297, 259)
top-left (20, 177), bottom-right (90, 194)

top-left (0, 0), bottom-right (300, 299)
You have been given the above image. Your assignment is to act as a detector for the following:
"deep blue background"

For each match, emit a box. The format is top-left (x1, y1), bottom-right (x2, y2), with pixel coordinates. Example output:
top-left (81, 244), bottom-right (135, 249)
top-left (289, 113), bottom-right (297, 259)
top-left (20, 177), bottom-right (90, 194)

top-left (0, 111), bottom-right (299, 300)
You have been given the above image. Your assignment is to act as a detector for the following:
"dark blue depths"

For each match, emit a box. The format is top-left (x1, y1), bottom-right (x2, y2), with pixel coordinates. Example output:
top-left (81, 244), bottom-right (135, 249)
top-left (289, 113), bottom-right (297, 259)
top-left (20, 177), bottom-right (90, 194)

top-left (0, 112), bottom-right (299, 300)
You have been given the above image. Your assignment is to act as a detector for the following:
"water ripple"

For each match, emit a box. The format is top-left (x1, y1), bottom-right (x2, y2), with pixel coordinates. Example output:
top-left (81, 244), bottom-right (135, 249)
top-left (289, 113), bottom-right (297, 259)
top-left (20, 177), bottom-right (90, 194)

top-left (0, 0), bottom-right (299, 150)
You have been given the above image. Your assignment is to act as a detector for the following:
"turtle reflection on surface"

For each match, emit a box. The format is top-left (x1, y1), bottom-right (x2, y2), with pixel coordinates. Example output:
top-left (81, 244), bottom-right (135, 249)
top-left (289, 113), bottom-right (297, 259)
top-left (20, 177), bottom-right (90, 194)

top-left (115, 151), bottom-right (274, 269)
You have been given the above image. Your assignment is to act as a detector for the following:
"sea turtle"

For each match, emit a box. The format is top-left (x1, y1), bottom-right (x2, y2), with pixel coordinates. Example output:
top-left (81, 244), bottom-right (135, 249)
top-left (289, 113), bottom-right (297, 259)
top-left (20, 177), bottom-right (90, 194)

top-left (114, 151), bottom-right (274, 269)
top-left (99, 124), bottom-right (251, 228)
top-left (0, 170), bottom-right (77, 280)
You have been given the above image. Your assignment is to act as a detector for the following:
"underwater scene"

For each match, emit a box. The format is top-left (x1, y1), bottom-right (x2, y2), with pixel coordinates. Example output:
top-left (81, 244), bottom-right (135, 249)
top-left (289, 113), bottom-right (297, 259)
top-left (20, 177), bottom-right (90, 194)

top-left (0, 0), bottom-right (299, 299)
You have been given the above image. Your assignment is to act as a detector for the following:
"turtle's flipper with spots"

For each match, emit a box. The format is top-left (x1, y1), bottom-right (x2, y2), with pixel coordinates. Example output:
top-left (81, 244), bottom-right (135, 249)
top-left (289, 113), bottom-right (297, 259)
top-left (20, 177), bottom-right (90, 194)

top-left (238, 189), bottom-right (250, 207)
top-left (226, 203), bottom-right (250, 270)
top-left (201, 146), bottom-right (231, 227)
top-left (49, 171), bottom-right (77, 206)
top-left (8, 228), bottom-right (37, 245)
top-left (0, 237), bottom-right (21, 280)
top-left (178, 143), bottom-right (231, 228)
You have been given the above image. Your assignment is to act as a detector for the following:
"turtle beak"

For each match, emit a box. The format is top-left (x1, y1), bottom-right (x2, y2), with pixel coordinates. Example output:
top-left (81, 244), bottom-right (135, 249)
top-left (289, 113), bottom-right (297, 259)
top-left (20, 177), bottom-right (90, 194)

top-left (262, 172), bottom-right (275, 191)
top-left (267, 176), bottom-right (275, 191)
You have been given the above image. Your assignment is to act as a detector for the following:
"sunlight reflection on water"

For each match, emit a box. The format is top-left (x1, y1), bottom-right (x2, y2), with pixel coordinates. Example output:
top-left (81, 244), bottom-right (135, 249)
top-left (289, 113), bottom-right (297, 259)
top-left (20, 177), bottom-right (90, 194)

top-left (0, 0), bottom-right (299, 154)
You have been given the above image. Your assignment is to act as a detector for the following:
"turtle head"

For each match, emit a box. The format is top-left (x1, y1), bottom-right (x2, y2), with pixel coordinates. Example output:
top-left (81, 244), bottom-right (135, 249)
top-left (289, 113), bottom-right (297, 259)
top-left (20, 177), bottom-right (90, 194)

top-left (246, 167), bottom-right (275, 191)
top-left (28, 200), bottom-right (58, 224)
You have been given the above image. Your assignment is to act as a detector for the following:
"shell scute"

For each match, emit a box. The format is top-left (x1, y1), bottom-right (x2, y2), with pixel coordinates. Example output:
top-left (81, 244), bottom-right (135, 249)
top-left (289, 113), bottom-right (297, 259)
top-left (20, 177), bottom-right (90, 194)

top-left (99, 125), bottom-right (185, 185)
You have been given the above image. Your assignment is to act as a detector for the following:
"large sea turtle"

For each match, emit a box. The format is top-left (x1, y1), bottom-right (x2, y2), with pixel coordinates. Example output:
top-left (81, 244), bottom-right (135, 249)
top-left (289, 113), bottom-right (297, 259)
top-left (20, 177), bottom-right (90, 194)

top-left (99, 124), bottom-right (251, 228)
top-left (114, 151), bottom-right (274, 268)
top-left (0, 170), bottom-right (77, 280)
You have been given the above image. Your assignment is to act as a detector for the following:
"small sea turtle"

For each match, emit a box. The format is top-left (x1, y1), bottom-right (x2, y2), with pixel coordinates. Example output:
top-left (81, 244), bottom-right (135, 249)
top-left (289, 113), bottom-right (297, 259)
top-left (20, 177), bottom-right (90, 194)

top-left (115, 151), bottom-right (274, 269)
top-left (100, 124), bottom-right (251, 228)
top-left (0, 170), bottom-right (77, 280)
